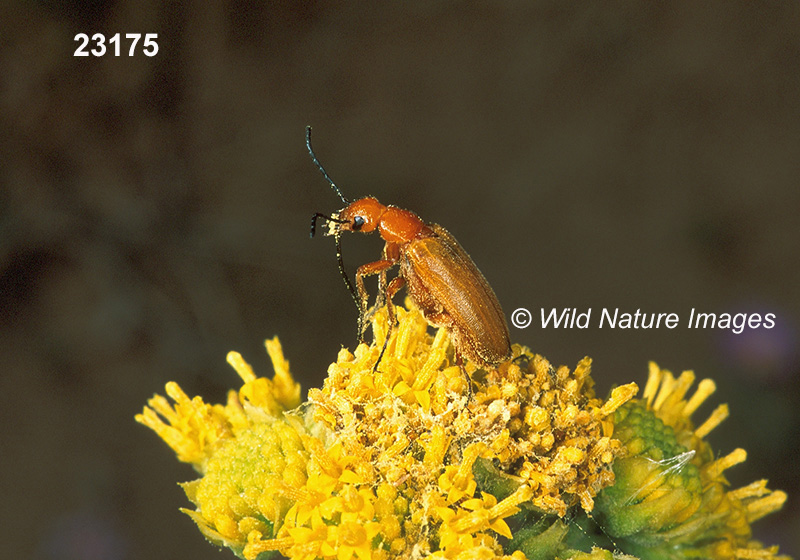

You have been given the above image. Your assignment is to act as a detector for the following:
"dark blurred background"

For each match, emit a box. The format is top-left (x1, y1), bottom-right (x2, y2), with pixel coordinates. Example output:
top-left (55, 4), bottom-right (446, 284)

top-left (2, 2), bottom-right (798, 559)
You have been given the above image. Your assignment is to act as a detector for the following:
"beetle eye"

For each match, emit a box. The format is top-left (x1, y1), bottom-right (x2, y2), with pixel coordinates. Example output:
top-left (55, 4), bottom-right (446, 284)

top-left (352, 216), bottom-right (366, 230)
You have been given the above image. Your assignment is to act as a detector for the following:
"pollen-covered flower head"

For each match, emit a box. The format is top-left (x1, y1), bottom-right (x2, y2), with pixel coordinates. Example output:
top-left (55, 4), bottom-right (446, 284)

top-left (136, 302), bottom-right (788, 560)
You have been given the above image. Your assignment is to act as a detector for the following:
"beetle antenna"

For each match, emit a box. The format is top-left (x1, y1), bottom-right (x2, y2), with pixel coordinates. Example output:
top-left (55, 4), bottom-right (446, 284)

top-left (306, 126), bottom-right (350, 205)
top-left (334, 233), bottom-right (363, 339)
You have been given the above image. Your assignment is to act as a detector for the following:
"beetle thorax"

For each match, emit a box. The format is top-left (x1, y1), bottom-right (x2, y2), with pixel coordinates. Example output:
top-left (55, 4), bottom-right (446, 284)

top-left (379, 206), bottom-right (428, 243)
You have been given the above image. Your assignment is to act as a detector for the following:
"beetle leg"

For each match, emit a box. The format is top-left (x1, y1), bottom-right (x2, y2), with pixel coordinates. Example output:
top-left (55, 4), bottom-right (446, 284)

top-left (355, 259), bottom-right (396, 343)
top-left (364, 270), bottom-right (387, 324)
top-left (454, 351), bottom-right (473, 401)
top-left (374, 275), bottom-right (406, 372)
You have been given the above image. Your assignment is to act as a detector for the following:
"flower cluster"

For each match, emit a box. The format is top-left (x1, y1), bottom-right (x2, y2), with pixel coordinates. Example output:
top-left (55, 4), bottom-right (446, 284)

top-left (593, 364), bottom-right (788, 560)
top-left (136, 302), bottom-right (788, 560)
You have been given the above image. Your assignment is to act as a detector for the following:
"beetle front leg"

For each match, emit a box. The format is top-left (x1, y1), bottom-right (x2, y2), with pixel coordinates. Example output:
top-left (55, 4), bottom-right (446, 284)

top-left (364, 269), bottom-right (388, 324)
top-left (354, 259), bottom-right (395, 343)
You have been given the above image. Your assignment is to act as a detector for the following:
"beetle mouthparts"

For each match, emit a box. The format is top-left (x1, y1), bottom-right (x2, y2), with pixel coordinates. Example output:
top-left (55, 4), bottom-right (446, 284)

top-left (325, 212), bottom-right (342, 237)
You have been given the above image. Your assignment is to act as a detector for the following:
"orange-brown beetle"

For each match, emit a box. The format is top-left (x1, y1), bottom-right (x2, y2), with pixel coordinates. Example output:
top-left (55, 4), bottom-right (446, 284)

top-left (307, 127), bottom-right (511, 370)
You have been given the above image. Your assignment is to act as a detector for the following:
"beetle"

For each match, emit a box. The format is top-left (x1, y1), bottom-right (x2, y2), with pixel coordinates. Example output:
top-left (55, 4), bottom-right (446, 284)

top-left (307, 126), bottom-right (511, 372)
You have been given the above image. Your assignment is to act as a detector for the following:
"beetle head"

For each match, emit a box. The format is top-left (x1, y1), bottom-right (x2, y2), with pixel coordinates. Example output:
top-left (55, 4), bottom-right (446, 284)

top-left (337, 197), bottom-right (386, 235)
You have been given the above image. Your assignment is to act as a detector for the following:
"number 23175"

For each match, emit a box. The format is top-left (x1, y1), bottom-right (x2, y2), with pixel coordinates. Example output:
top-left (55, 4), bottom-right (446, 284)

top-left (74, 33), bottom-right (158, 57)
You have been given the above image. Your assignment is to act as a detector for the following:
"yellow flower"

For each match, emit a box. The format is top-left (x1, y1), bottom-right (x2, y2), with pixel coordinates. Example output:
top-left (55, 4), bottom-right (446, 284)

top-left (137, 303), bottom-right (788, 560)
top-left (593, 363), bottom-right (788, 560)
top-left (135, 338), bottom-right (307, 559)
